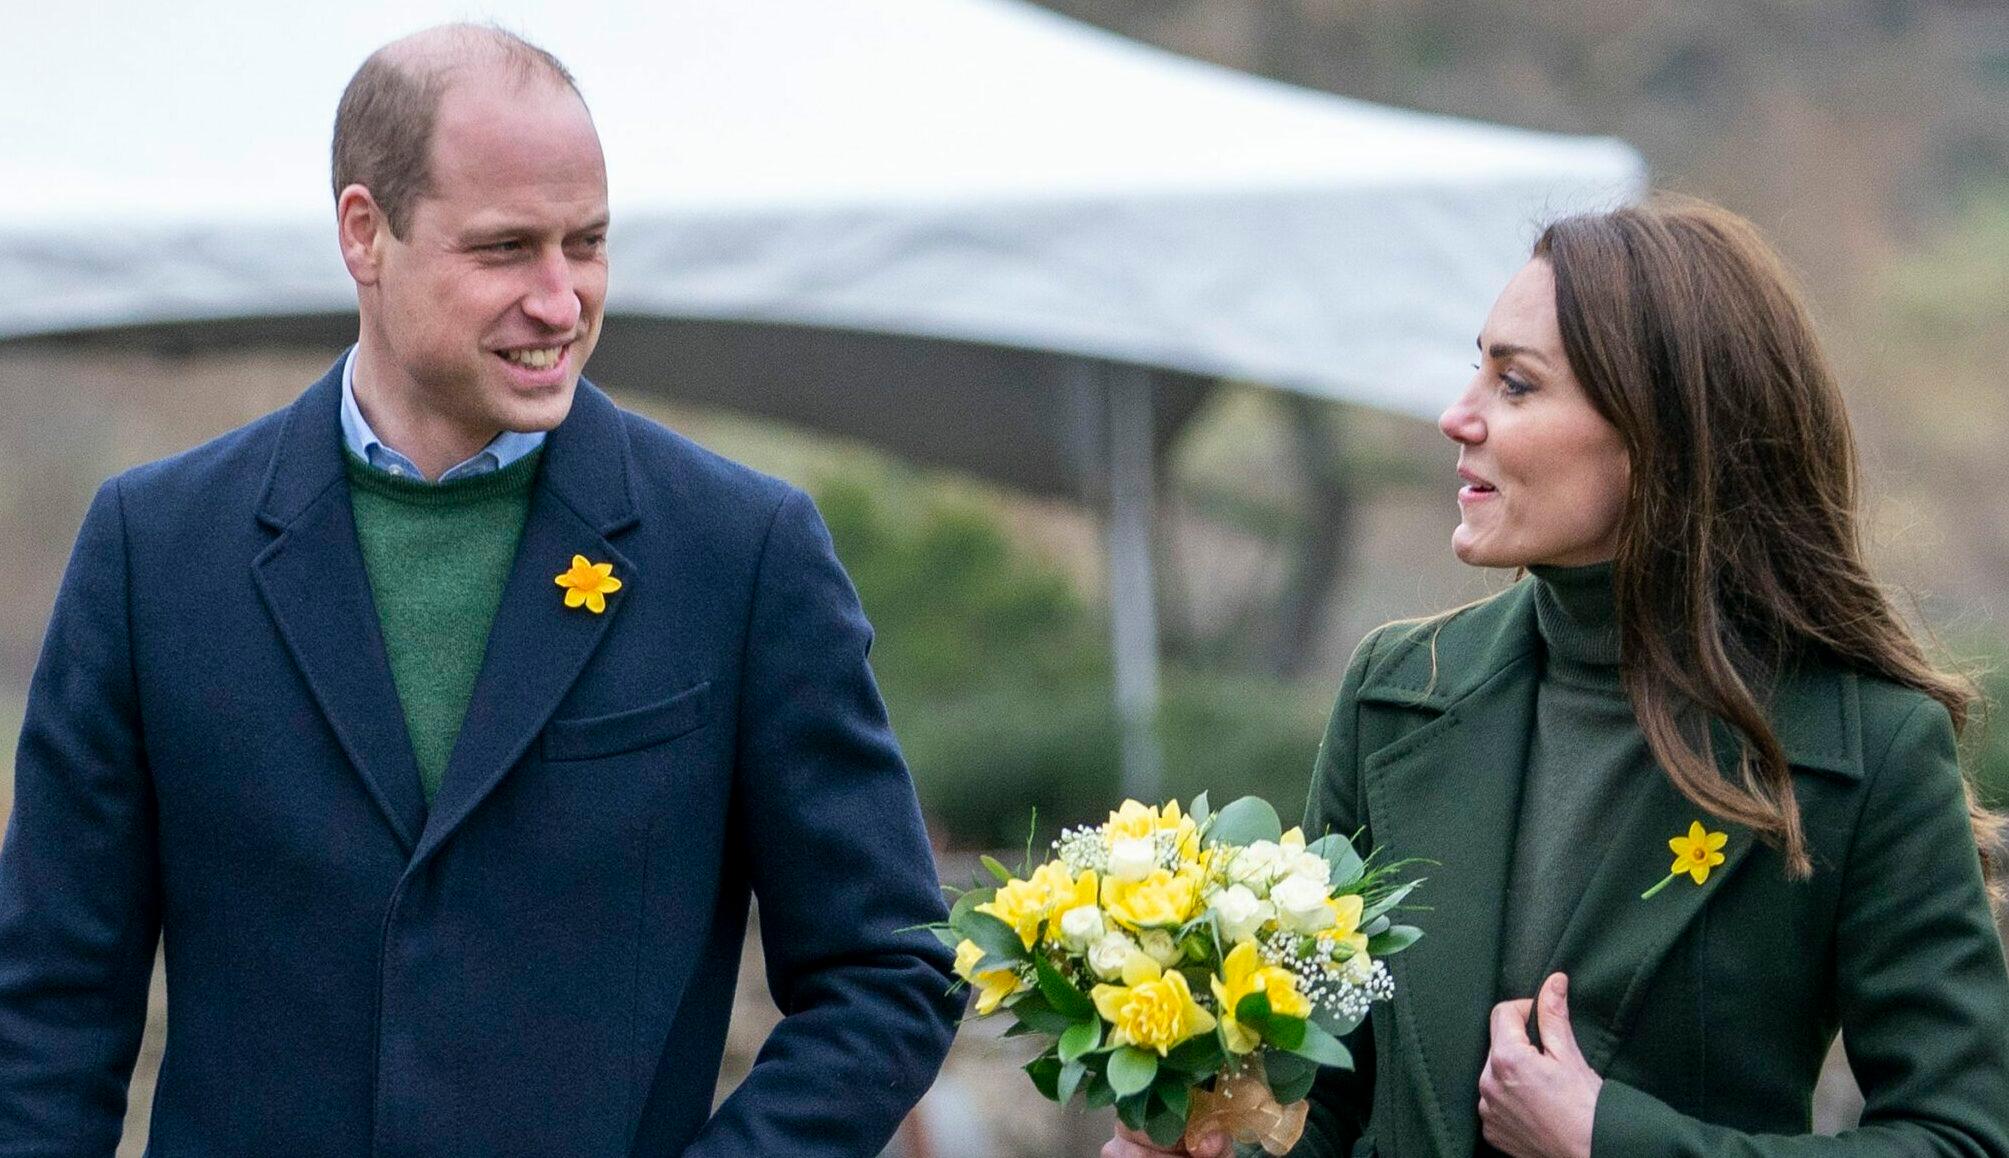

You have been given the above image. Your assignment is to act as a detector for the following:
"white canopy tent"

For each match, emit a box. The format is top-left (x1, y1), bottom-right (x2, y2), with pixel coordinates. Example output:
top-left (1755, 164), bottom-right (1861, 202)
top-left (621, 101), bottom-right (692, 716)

top-left (2, 0), bottom-right (1643, 795)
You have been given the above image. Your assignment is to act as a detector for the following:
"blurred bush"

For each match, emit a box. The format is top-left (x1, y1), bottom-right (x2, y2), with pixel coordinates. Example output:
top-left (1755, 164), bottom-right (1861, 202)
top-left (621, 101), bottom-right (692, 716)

top-left (1967, 651), bottom-right (2009, 812)
top-left (813, 471), bottom-right (1329, 849)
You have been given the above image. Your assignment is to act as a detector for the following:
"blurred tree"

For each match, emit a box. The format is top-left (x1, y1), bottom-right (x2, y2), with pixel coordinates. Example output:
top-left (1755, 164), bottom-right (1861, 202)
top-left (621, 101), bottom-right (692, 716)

top-left (814, 469), bottom-right (1327, 849)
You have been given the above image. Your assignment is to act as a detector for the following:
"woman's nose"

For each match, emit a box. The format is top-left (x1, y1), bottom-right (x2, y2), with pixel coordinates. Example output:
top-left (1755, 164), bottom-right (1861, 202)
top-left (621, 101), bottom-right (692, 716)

top-left (1439, 388), bottom-right (1486, 445)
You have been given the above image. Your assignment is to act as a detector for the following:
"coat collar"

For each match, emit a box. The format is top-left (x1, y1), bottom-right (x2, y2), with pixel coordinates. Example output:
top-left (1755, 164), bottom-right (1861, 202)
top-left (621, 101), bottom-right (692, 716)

top-left (1353, 576), bottom-right (1862, 1153)
top-left (1355, 578), bottom-right (1863, 779)
top-left (256, 361), bottom-right (638, 537)
top-left (253, 362), bottom-right (641, 859)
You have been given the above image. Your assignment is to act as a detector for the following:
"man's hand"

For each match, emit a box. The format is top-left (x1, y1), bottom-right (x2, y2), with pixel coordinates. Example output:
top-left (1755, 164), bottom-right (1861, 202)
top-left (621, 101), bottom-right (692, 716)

top-left (1478, 972), bottom-right (1601, 1158)
top-left (1102, 1123), bottom-right (1231, 1158)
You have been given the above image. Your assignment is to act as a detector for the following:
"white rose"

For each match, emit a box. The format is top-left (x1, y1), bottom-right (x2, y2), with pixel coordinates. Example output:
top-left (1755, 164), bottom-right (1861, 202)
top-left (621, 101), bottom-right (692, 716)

top-left (1107, 837), bottom-right (1158, 883)
top-left (1287, 851), bottom-right (1332, 886)
top-left (1208, 884), bottom-right (1271, 943)
top-left (1138, 928), bottom-right (1184, 967)
top-left (1057, 904), bottom-right (1105, 951)
top-left (1088, 931), bottom-right (1139, 980)
top-left (1231, 840), bottom-right (1285, 888)
top-left (1271, 874), bottom-right (1337, 933)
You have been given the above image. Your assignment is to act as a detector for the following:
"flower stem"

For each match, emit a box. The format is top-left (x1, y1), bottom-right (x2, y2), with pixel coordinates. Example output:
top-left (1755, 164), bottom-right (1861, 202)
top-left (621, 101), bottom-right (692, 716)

top-left (1640, 872), bottom-right (1679, 901)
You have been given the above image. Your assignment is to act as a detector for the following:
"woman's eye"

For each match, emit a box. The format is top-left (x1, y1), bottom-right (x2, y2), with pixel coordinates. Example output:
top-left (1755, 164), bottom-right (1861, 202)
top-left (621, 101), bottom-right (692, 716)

top-left (1501, 374), bottom-right (1532, 397)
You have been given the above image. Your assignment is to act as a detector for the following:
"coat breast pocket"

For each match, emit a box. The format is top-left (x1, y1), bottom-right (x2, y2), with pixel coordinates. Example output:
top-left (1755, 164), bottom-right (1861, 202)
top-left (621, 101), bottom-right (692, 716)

top-left (542, 680), bottom-right (713, 762)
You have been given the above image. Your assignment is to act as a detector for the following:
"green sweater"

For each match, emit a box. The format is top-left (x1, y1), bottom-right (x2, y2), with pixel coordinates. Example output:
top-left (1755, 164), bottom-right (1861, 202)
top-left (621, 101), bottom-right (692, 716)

top-left (1496, 561), bottom-right (1659, 1003)
top-left (345, 449), bottom-right (541, 803)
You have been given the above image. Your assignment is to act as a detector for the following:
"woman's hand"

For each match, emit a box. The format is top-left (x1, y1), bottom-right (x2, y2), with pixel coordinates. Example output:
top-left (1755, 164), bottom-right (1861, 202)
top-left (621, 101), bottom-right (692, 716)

top-left (1478, 972), bottom-right (1602, 1158)
top-left (1102, 1123), bottom-right (1231, 1158)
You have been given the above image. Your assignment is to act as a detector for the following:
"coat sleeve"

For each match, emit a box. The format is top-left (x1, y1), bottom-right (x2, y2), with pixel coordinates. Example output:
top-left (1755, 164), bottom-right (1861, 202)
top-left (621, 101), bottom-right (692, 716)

top-left (680, 487), bottom-right (961, 1158)
top-left (1591, 696), bottom-right (2009, 1158)
top-left (1291, 628), bottom-right (1385, 1158)
top-left (0, 479), bottom-right (161, 1156)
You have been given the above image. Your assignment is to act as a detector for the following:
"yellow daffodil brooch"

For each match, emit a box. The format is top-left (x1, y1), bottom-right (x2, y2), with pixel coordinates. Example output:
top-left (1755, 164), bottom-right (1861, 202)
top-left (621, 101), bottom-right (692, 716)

top-left (1641, 820), bottom-right (1729, 899)
top-left (554, 554), bottom-right (622, 614)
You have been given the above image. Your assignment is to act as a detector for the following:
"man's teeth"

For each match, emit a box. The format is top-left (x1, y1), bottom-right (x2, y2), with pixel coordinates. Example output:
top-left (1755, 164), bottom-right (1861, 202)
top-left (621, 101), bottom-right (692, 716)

top-left (503, 347), bottom-right (563, 369)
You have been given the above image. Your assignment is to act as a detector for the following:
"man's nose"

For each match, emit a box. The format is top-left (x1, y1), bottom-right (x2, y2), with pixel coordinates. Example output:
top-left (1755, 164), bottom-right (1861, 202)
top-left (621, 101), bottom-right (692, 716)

top-left (521, 250), bottom-right (582, 332)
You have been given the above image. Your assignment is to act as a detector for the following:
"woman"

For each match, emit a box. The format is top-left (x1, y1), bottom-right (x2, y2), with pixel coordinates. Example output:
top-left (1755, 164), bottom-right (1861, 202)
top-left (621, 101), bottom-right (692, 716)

top-left (1108, 195), bottom-right (2009, 1157)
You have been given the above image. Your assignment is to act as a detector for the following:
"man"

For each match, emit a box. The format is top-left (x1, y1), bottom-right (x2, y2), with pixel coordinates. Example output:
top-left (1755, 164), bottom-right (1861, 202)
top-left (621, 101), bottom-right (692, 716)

top-left (0, 25), bottom-right (960, 1156)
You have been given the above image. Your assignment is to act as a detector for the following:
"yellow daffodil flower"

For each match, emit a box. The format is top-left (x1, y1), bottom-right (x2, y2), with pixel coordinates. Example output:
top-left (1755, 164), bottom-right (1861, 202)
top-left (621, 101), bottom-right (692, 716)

top-left (1321, 893), bottom-right (1372, 978)
top-left (954, 939), bottom-right (1026, 1015)
top-left (979, 862), bottom-right (1082, 949)
top-left (1090, 950), bottom-right (1217, 1055)
top-left (554, 554), bottom-right (623, 614)
top-left (1211, 940), bottom-right (1312, 1054)
top-left (1101, 865), bottom-right (1204, 932)
top-left (1105, 800), bottom-right (1201, 861)
top-left (1043, 868), bottom-right (1101, 948)
top-left (1642, 820), bottom-right (1730, 899)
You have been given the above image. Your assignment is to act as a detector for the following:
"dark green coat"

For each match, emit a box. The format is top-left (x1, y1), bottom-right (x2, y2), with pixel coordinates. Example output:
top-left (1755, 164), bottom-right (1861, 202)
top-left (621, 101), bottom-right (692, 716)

top-left (1296, 579), bottom-right (2009, 1156)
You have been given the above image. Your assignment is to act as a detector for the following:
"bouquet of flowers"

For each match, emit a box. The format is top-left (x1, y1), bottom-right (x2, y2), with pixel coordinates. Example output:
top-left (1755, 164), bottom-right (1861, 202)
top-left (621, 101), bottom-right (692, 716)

top-left (936, 795), bottom-right (1423, 1154)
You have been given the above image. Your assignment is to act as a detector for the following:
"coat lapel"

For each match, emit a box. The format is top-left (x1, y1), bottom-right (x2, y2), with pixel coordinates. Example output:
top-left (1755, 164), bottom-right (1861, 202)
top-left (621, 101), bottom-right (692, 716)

top-left (1536, 663), bottom-right (1862, 1070)
top-left (253, 361), bottom-right (427, 852)
top-left (412, 383), bottom-right (641, 867)
top-left (1357, 586), bottom-right (1541, 1158)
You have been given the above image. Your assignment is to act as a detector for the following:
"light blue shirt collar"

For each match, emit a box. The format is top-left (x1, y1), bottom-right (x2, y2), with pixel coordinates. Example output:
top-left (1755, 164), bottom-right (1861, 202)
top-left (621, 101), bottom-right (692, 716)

top-left (340, 347), bottom-right (546, 483)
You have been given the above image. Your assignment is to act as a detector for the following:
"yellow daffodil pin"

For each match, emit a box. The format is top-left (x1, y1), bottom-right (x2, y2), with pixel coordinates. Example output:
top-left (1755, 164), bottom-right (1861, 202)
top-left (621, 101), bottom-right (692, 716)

top-left (1641, 820), bottom-right (1729, 899)
top-left (554, 555), bottom-right (623, 614)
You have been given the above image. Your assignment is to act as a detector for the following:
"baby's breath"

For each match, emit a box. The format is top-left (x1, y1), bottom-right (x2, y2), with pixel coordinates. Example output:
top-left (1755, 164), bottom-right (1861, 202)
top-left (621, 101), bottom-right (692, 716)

top-left (1053, 826), bottom-right (1109, 874)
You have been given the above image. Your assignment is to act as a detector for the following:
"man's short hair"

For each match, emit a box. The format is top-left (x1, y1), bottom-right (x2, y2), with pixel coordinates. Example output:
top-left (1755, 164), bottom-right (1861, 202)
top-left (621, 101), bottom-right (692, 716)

top-left (331, 24), bottom-right (582, 239)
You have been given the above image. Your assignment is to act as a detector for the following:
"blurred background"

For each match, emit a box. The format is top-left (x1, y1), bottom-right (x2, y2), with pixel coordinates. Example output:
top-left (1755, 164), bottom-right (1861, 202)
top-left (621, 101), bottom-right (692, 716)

top-left (3, 0), bottom-right (2007, 1153)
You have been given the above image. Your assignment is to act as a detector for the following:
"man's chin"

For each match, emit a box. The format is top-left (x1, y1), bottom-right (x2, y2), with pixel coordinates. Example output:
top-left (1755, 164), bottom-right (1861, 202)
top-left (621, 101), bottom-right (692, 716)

top-left (494, 378), bottom-right (580, 434)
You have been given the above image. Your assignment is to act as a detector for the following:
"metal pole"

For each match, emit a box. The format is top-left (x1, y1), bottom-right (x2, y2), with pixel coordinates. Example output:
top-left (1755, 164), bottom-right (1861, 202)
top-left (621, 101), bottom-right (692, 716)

top-left (1104, 364), bottom-right (1163, 803)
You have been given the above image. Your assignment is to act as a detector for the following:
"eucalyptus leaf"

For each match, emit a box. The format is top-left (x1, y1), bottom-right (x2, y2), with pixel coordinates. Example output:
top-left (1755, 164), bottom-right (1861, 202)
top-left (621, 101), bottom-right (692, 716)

top-left (1116, 1091), bottom-right (1151, 1131)
top-left (1108, 1046), bottom-right (1160, 1097)
top-left (1235, 991), bottom-right (1275, 1031)
top-left (948, 886), bottom-right (996, 930)
top-left (928, 926), bottom-right (961, 949)
top-left (1059, 1019), bottom-right (1103, 1064)
top-left (960, 911), bottom-right (1030, 968)
top-left (1145, 1100), bottom-right (1188, 1149)
top-left (1037, 957), bottom-right (1096, 1021)
top-left (1311, 1001), bottom-right (1365, 1039)
top-left (980, 855), bottom-right (1016, 884)
top-left (1189, 791), bottom-right (1212, 829)
top-left (1265, 1013), bottom-right (1307, 1052)
top-left (1161, 1032), bottom-right (1224, 1076)
top-left (1025, 1056), bottom-right (1062, 1101)
top-left (1057, 1058), bottom-right (1088, 1106)
top-left (1208, 797), bottom-right (1283, 847)
top-left (1266, 1049), bottom-right (1319, 1103)
top-left (1084, 1078), bottom-right (1118, 1109)
top-left (1307, 833), bottom-right (1364, 884)
top-left (1290, 1019), bottom-right (1354, 1068)
top-left (1155, 1078), bottom-right (1191, 1122)
top-left (1012, 1000), bottom-right (1078, 1038)
top-left (1368, 925), bottom-right (1424, 956)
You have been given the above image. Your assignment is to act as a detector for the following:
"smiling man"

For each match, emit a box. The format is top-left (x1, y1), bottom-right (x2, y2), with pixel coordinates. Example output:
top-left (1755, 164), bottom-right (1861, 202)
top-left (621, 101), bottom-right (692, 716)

top-left (0, 25), bottom-right (960, 1156)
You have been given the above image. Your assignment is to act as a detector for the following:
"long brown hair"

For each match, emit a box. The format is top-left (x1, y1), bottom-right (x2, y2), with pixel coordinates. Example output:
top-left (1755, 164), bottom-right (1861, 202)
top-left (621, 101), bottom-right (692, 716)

top-left (1534, 193), bottom-right (2001, 884)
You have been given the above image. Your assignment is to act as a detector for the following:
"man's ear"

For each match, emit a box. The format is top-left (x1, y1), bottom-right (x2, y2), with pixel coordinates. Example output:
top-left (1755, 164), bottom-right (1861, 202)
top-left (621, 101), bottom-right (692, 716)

top-left (337, 184), bottom-right (388, 286)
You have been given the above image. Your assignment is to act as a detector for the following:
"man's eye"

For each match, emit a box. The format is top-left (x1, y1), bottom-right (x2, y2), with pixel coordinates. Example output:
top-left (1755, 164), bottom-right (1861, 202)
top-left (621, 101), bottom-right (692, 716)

top-left (484, 240), bottom-right (524, 253)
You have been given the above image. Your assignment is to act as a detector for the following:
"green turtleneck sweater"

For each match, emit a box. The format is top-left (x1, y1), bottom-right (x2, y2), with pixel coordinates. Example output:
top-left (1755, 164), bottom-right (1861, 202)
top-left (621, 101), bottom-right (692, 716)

top-left (345, 449), bottom-right (541, 804)
top-left (1496, 561), bottom-right (1660, 1003)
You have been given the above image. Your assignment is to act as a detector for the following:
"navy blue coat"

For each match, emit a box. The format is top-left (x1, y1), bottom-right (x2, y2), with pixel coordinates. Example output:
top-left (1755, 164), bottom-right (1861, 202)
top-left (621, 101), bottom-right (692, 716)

top-left (0, 362), bottom-right (961, 1156)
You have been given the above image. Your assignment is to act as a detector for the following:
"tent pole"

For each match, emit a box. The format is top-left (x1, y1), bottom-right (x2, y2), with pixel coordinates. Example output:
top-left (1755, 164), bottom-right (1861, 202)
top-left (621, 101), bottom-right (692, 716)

top-left (1105, 364), bottom-right (1163, 803)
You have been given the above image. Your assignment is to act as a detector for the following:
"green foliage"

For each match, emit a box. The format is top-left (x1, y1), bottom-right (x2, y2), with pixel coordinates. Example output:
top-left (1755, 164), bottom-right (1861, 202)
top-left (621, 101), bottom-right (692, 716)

top-left (815, 470), bottom-right (1328, 848)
